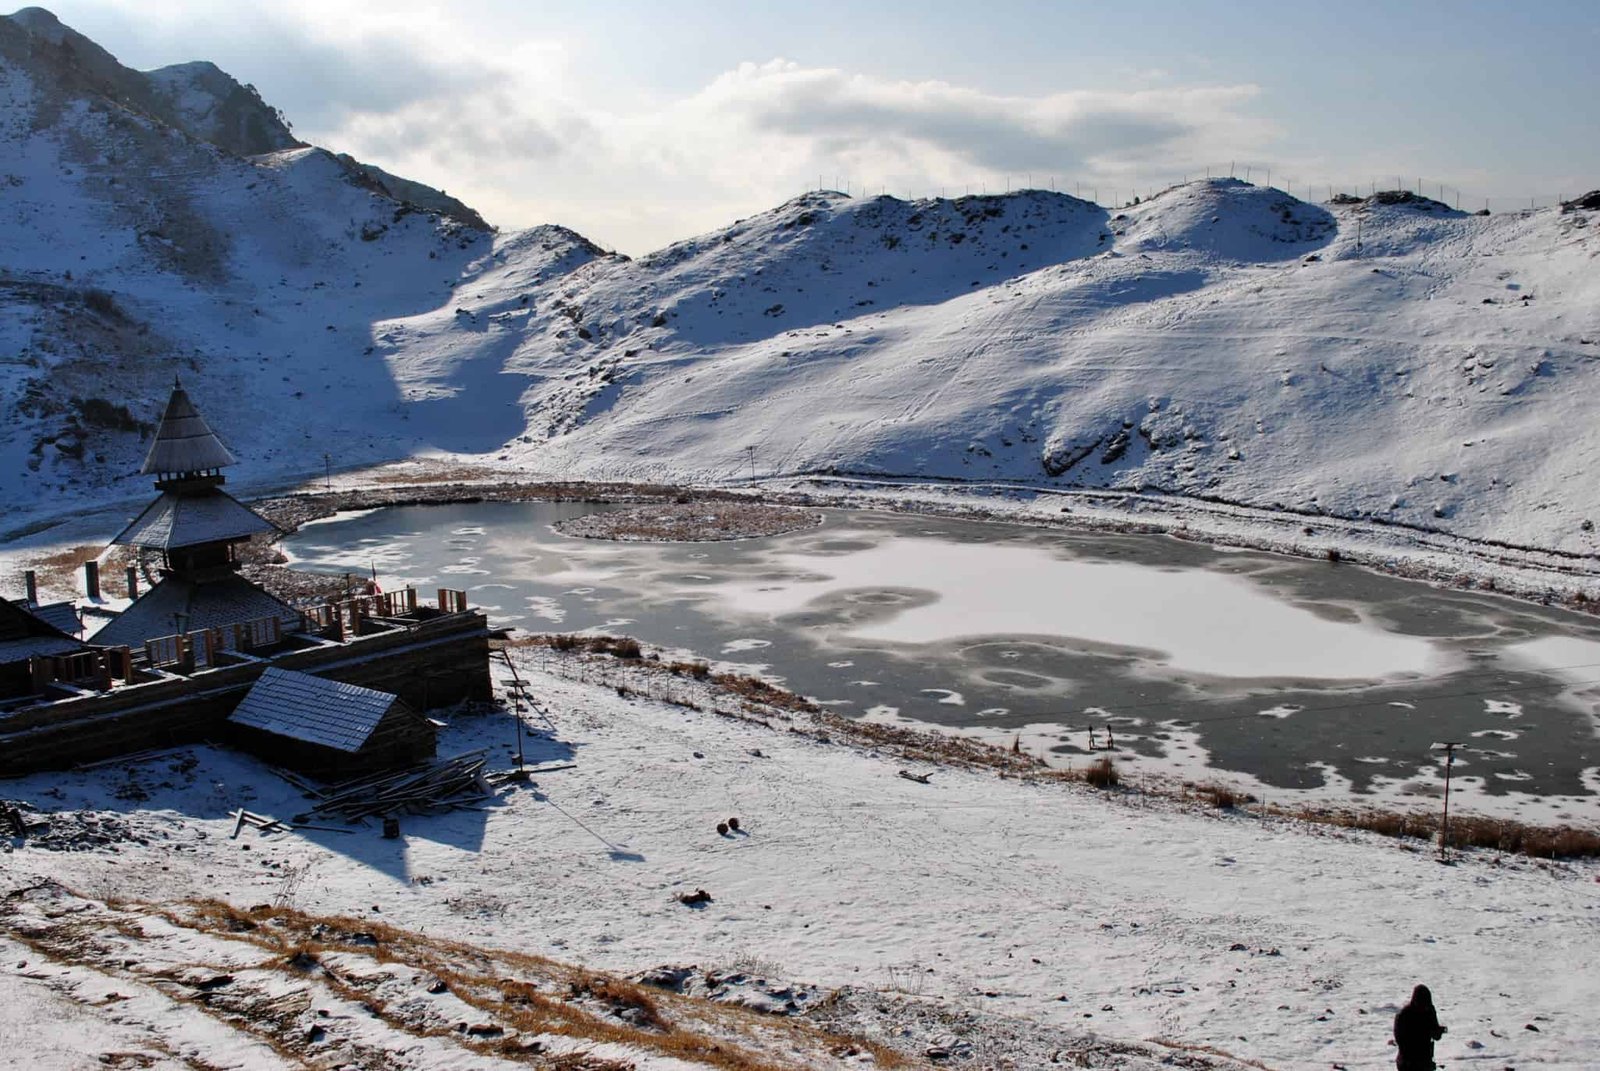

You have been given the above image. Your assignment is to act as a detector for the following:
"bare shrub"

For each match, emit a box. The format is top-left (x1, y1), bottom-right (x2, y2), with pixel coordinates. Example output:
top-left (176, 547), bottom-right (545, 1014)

top-left (1083, 756), bottom-right (1120, 789)
top-left (82, 288), bottom-right (124, 320)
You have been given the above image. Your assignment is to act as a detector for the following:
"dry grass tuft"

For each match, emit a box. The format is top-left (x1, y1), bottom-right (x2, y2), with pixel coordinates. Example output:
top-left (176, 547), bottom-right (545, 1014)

top-left (1191, 781), bottom-right (1255, 810)
top-left (1082, 756), bottom-right (1120, 789)
top-left (569, 975), bottom-right (668, 1031)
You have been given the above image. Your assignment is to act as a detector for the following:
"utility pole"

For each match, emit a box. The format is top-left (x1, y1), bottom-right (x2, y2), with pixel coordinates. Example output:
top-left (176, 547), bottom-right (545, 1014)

top-left (323, 452), bottom-right (332, 492)
top-left (746, 445), bottom-right (757, 481)
top-left (1434, 742), bottom-right (1463, 862)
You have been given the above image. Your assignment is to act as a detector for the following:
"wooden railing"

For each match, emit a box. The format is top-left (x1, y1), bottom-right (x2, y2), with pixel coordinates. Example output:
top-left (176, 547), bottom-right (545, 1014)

top-left (29, 646), bottom-right (133, 693)
top-left (303, 587), bottom-right (466, 641)
top-left (142, 613), bottom-right (288, 671)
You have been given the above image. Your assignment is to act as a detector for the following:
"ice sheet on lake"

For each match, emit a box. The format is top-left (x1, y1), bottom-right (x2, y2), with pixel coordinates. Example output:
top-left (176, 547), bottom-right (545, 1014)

top-left (1501, 635), bottom-right (1600, 683)
top-left (711, 535), bottom-right (1438, 679)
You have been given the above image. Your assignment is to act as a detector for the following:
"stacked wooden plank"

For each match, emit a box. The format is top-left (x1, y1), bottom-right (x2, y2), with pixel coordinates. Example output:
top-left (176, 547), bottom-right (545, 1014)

top-left (229, 807), bottom-right (349, 837)
top-left (297, 750), bottom-right (493, 823)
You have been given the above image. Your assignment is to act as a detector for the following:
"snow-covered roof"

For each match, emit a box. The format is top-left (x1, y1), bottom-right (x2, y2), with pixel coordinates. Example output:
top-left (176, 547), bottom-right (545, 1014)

top-left (89, 573), bottom-right (303, 649)
top-left (0, 593), bottom-right (84, 663)
top-left (140, 384), bottom-right (238, 476)
top-left (111, 488), bottom-right (276, 551)
top-left (12, 600), bottom-right (83, 637)
top-left (228, 667), bottom-right (400, 753)
top-left (0, 634), bottom-right (84, 664)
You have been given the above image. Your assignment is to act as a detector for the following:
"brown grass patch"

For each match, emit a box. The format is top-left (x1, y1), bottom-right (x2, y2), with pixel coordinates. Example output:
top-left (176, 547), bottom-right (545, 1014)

top-left (515, 633), bottom-right (643, 659)
top-left (1279, 805), bottom-right (1600, 858)
top-left (1190, 781), bottom-right (1256, 810)
top-left (569, 975), bottom-right (667, 1031)
top-left (163, 900), bottom-right (911, 1070)
top-left (816, 713), bottom-right (1044, 776)
top-left (713, 673), bottom-right (819, 714)
top-left (26, 543), bottom-right (137, 596)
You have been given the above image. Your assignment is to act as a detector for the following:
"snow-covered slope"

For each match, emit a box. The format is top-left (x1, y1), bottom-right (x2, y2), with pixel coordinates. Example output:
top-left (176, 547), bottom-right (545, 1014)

top-left (4, 8), bottom-right (1600, 558)
top-left (437, 178), bottom-right (1600, 553)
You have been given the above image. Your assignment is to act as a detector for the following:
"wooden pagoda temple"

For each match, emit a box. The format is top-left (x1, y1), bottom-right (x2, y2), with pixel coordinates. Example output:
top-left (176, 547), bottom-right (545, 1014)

top-left (0, 381), bottom-right (492, 777)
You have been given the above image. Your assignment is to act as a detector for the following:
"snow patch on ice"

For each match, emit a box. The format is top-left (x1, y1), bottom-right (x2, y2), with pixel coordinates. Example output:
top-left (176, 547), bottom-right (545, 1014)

top-left (707, 535), bottom-right (1440, 680)
top-left (721, 638), bottom-right (772, 654)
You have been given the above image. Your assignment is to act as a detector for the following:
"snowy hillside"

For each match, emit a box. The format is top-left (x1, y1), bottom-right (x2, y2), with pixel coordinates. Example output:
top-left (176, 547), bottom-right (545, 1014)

top-left (0, 7), bottom-right (496, 514)
top-left (4, 8), bottom-right (1600, 558)
top-left (425, 177), bottom-right (1600, 553)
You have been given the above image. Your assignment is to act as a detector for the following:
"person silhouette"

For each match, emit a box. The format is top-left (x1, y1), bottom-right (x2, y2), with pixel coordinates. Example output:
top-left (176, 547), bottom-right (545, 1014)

top-left (1393, 984), bottom-right (1447, 1070)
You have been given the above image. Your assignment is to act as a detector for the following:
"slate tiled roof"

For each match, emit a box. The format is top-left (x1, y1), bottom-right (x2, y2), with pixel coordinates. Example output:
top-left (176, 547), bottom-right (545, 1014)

top-left (0, 634), bottom-right (84, 664)
top-left (140, 385), bottom-right (238, 475)
top-left (228, 668), bottom-right (399, 753)
top-left (89, 573), bottom-right (305, 649)
top-left (11, 600), bottom-right (83, 636)
top-left (0, 595), bottom-right (80, 645)
top-left (111, 488), bottom-right (277, 551)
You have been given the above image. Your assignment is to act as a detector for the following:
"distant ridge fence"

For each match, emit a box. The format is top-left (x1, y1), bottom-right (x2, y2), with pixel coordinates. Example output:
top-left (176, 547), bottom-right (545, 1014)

top-left (804, 166), bottom-right (1587, 213)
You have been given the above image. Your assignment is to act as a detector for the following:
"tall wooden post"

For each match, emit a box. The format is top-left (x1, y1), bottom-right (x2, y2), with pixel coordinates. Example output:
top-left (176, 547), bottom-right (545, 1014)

top-left (84, 560), bottom-right (100, 600)
top-left (1435, 742), bottom-right (1462, 861)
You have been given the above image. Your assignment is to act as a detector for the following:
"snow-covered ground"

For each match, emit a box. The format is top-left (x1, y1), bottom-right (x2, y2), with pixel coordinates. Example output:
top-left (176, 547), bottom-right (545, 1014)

top-left (4, 650), bottom-right (1598, 1069)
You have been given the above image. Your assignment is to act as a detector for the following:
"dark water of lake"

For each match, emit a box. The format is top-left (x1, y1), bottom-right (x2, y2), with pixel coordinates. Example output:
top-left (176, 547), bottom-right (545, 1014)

top-left (283, 501), bottom-right (1600, 818)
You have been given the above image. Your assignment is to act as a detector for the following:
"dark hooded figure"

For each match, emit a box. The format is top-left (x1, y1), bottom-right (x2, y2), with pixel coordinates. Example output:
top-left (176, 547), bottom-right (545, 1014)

top-left (1394, 984), bottom-right (1446, 1070)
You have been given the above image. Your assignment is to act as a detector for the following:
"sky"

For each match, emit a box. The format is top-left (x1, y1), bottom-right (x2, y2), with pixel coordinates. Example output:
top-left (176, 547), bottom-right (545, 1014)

top-left (29, 0), bottom-right (1600, 254)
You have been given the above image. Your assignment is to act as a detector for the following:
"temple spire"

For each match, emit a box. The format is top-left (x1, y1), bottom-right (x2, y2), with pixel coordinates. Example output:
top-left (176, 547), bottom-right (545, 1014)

top-left (140, 382), bottom-right (237, 477)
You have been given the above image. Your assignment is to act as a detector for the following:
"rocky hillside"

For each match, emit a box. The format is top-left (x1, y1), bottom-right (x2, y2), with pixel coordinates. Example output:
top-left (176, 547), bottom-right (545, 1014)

top-left (0, 6), bottom-right (494, 506)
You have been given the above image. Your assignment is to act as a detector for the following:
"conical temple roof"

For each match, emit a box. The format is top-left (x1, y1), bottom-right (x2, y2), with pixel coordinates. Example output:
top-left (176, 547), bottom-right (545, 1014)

top-left (140, 383), bottom-right (237, 476)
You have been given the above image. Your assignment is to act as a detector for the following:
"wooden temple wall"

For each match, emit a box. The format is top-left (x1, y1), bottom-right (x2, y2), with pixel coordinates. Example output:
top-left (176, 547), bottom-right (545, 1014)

top-left (0, 612), bottom-right (491, 777)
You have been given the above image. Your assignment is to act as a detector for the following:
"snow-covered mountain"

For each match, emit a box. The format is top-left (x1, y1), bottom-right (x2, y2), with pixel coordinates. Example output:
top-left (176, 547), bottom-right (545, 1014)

top-left (0, 5), bottom-right (496, 504)
top-left (4, 8), bottom-right (1600, 555)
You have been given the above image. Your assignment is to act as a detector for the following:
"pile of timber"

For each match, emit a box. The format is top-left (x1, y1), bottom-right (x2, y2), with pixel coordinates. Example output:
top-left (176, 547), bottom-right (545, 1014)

top-left (297, 751), bottom-right (494, 823)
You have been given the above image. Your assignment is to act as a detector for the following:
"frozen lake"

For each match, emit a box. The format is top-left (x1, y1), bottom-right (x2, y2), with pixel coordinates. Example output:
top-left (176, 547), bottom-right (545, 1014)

top-left (284, 501), bottom-right (1600, 820)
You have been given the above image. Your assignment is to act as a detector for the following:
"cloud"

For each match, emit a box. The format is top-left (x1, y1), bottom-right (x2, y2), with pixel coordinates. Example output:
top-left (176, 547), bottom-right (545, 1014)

top-left (313, 59), bottom-right (1271, 251)
top-left (693, 61), bottom-right (1260, 176)
top-left (46, 4), bottom-right (1276, 251)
